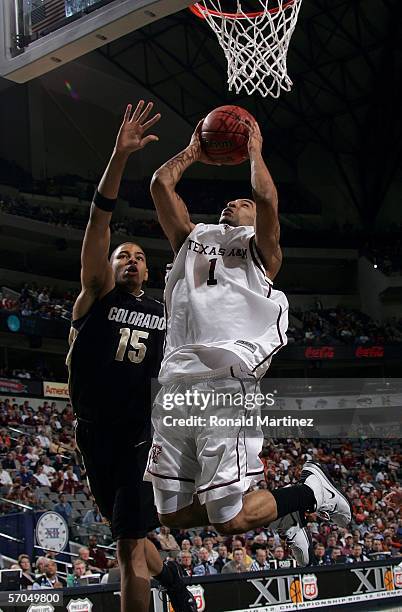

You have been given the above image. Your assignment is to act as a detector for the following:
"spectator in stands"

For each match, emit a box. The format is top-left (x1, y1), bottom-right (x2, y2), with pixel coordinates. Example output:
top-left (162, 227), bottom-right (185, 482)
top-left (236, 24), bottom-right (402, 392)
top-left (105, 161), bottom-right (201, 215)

top-left (329, 547), bottom-right (345, 565)
top-left (347, 543), bottom-right (369, 563)
top-left (33, 465), bottom-right (51, 487)
top-left (2, 451), bottom-right (17, 470)
top-left (41, 456), bottom-right (56, 479)
top-left (157, 526), bottom-right (180, 552)
top-left (88, 535), bottom-right (109, 571)
top-left (0, 462), bottom-right (12, 486)
top-left (249, 549), bottom-right (270, 571)
top-left (82, 503), bottom-right (103, 525)
top-left (70, 559), bottom-right (92, 585)
top-left (62, 467), bottom-right (80, 494)
top-left (273, 546), bottom-right (287, 563)
top-left (369, 537), bottom-right (389, 561)
top-left (33, 559), bottom-right (66, 588)
top-left (312, 543), bottom-right (329, 566)
top-left (51, 470), bottom-right (65, 493)
top-left (36, 429), bottom-right (51, 450)
top-left (193, 548), bottom-right (218, 576)
top-left (231, 543), bottom-right (253, 569)
top-left (180, 539), bottom-right (198, 566)
top-left (191, 535), bottom-right (203, 559)
top-left (53, 493), bottom-right (73, 523)
top-left (214, 545), bottom-right (229, 574)
top-left (340, 533), bottom-right (354, 556)
top-left (250, 533), bottom-right (268, 555)
top-left (325, 534), bottom-right (338, 558)
top-left (18, 554), bottom-right (35, 588)
top-left (24, 447), bottom-right (39, 469)
top-left (78, 547), bottom-right (92, 572)
top-left (221, 549), bottom-right (248, 574)
top-left (77, 545), bottom-right (105, 574)
top-left (363, 533), bottom-right (373, 556)
top-left (34, 557), bottom-right (47, 578)
top-left (17, 466), bottom-right (33, 486)
top-left (203, 538), bottom-right (218, 564)
top-left (177, 551), bottom-right (194, 577)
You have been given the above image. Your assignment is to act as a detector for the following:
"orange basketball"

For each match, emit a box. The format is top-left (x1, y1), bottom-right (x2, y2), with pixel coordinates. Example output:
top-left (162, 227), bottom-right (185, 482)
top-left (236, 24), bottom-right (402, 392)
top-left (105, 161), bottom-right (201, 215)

top-left (290, 578), bottom-right (302, 603)
top-left (200, 105), bottom-right (255, 165)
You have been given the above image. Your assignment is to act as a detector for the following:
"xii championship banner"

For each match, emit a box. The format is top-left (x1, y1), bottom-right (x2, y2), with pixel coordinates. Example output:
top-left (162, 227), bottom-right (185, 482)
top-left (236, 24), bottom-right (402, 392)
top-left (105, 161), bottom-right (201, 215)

top-left (0, 560), bottom-right (400, 612)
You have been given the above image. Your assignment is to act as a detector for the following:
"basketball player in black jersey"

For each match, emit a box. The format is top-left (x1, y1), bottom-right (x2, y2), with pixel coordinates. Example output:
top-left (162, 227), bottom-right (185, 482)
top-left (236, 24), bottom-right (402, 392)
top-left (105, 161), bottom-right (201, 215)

top-left (67, 101), bottom-right (196, 612)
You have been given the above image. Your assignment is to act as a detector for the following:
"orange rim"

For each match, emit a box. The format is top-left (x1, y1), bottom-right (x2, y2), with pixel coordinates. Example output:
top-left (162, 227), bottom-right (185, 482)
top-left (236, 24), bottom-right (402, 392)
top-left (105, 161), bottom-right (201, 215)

top-left (190, 0), bottom-right (296, 20)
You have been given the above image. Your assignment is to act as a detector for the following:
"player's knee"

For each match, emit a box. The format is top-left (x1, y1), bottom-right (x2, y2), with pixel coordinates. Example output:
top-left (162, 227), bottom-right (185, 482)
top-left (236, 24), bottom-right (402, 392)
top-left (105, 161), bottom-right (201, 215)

top-left (117, 538), bottom-right (146, 567)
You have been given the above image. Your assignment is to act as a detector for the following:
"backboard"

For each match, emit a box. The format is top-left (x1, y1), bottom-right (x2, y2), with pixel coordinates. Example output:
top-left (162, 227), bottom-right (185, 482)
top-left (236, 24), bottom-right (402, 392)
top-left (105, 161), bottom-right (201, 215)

top-left (0, 0), bottom-right (192, 83)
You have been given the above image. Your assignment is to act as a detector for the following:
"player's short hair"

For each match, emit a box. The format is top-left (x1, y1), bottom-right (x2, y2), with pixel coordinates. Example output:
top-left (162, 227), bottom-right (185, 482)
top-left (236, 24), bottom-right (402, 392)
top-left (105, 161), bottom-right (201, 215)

top-left (109, 242), bottom-right (145, 262)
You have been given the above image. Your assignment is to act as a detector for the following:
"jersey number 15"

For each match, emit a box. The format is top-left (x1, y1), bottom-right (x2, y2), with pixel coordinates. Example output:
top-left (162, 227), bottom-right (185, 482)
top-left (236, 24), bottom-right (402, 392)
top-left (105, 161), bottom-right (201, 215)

top-left (115, 328), bottom-right (149, 363)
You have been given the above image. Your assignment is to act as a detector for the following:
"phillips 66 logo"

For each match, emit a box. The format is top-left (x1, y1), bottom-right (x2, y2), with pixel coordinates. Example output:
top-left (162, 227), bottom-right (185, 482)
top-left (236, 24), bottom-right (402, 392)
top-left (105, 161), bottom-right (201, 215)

top-left (302, 574), bottom-right (318, 600)
top-left (394, 565), bottom-right (402, 589)
top-left (188, 585), bottom-right (205, 611)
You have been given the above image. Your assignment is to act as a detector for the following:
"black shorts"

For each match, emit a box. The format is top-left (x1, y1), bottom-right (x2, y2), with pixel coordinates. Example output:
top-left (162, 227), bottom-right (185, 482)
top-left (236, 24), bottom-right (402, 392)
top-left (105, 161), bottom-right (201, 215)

top-left (75, 420), bottom-right (160, 540)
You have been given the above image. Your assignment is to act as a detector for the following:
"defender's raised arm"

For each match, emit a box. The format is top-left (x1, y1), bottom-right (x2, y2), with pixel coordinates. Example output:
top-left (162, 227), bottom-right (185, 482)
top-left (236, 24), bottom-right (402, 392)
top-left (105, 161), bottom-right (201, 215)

top-left (73, 101), bottom-right (160, 320)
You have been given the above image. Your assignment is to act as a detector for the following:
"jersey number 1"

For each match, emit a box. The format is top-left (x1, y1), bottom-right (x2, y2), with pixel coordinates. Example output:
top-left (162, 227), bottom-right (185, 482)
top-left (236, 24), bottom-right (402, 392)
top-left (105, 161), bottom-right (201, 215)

top-left (207, 258), bottom-right (218, 286)
top-left (115, 328), bottom-right (149, 363)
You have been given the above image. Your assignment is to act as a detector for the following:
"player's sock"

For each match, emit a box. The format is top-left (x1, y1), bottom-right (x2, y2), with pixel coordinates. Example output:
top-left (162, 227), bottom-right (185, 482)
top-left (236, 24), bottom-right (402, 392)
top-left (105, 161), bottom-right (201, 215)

top-left (154, 562), bottom-right (176, 587)
top-left (272, 484), bottom-right (316, 519)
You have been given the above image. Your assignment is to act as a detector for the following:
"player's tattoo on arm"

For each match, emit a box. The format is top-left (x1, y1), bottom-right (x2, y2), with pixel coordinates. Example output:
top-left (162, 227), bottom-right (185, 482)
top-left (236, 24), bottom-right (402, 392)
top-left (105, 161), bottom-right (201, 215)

top-left (155, 144), bottom-right (199, 187)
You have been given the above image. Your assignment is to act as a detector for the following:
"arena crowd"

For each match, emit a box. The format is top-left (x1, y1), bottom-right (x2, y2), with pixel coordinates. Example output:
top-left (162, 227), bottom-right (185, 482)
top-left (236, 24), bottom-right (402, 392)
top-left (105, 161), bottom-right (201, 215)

top-left (0, 393), bottom-right (400, 586)
top-left (1, 283), bottom-right (402, 345)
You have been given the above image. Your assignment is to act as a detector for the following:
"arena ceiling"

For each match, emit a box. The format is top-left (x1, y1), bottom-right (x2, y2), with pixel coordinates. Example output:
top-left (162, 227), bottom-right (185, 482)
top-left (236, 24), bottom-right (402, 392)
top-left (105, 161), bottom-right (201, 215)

top-left (96, 0), bottom-right (401, 225)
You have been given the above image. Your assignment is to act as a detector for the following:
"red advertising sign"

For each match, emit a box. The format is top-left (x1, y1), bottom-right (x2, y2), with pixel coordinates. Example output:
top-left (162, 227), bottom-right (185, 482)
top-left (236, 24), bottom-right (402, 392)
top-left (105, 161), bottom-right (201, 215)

top-left (304, 346), bottom-right (334, 359)
top-left (0, 378), bottom-right (27, 394)
top-left (355, 346), bottom-right (384, 358)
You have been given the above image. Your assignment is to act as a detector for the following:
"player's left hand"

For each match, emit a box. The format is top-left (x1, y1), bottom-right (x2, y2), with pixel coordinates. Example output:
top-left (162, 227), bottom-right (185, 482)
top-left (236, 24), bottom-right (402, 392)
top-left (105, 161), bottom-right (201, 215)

top-left (241, 118), bottom-right (263, 157)
top-left (115, 101), bottom-right (161, 154)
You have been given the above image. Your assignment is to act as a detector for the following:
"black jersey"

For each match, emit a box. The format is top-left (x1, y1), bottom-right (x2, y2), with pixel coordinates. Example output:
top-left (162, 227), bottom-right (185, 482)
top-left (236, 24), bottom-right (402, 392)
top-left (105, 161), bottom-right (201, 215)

top-left (67, 287), bottom-right (165, 431)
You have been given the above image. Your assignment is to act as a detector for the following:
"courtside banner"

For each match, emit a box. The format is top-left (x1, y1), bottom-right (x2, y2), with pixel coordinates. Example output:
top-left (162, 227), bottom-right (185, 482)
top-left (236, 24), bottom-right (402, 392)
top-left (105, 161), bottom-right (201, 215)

top-left (277, 344), bottom-right (402, 361)
top-left (0, 378), bottom-right (42, 396)
top-left (0, 562), bottom-right (400, 611)
top-left (43, 381), bottom-right (70, 399)
top-left (182, 559), bottom-right (402, 612)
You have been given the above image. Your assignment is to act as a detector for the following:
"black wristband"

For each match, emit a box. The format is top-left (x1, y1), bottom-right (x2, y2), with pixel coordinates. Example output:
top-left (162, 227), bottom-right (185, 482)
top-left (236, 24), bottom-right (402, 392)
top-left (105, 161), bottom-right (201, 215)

top-left (93, 189), bottom-right (117, 212)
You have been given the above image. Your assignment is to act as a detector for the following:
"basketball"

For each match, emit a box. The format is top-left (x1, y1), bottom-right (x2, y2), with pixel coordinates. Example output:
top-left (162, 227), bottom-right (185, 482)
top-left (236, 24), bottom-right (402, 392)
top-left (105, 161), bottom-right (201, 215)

top-left (200, 105), bottom-right (256, 165)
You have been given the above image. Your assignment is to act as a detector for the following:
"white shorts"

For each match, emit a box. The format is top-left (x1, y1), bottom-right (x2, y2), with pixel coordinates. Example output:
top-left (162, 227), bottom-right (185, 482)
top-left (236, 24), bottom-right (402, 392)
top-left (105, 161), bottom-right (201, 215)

top-left (144, 375), bottom-right (264, 515)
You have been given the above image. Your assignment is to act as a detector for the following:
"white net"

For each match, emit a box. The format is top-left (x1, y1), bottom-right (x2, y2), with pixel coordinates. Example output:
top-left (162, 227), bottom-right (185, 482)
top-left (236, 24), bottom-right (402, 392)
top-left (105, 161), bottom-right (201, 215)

top-left (192, 0), bottom-right (303, 98)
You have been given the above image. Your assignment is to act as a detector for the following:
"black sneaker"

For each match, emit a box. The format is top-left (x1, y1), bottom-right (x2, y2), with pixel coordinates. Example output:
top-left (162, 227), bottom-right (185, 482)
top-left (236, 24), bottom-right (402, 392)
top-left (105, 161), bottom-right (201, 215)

top-left (164, 561), bottom-right (197, 612)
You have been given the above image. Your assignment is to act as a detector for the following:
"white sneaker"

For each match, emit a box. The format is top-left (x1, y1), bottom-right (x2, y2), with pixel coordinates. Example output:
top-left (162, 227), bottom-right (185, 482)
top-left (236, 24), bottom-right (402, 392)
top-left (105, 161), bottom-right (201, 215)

top-left (270, 511), bottom-right (314, 567)
top-left (300, 461), bottom-right (352, 528)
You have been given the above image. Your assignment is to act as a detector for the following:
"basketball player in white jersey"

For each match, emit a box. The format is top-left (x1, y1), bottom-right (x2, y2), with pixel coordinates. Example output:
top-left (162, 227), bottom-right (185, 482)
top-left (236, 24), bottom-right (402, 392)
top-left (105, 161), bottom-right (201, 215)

top-left (145, 119), bottom-right (352, 566)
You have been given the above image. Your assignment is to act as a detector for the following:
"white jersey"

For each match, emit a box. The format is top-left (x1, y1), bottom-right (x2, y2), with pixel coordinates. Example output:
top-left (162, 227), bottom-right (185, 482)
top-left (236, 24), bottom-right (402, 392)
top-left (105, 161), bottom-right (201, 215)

top-left (159, 223), bottom-right (288, 383)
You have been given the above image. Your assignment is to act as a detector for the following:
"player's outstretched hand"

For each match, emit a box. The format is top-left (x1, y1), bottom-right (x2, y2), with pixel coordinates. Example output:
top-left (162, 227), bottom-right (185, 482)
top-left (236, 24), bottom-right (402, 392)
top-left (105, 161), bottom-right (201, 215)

top-left (189, 119), bottom-right (222, 165)
top-left (241, 117), bottom-right (263, 158)
top-left (115, 101), bottom-right (161, 154)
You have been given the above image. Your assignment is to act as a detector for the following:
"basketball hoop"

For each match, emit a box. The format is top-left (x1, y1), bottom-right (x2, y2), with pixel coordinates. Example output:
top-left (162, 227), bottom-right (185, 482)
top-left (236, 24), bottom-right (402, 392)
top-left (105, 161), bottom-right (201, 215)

top-left (190, 0), bottom-right (303, 98)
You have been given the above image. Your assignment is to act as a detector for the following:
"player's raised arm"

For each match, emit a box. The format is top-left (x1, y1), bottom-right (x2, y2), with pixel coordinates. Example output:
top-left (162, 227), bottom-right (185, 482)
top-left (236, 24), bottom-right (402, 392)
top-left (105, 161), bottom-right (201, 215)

top-left (150, 121), bottom-right (218, 254)
top-left (247, 121), bottom-right (282, 280)
top-left (73, 101), bottom-right (160, 320)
